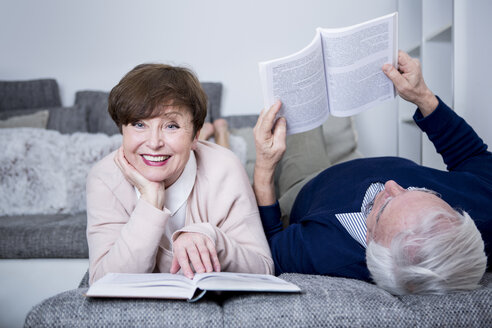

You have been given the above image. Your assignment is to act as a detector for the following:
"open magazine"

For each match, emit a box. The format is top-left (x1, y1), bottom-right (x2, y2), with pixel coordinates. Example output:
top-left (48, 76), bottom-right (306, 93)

top-left (259, 12), bottom-right (398, 135)
top-left (85, 272), bottom-right (301, 302)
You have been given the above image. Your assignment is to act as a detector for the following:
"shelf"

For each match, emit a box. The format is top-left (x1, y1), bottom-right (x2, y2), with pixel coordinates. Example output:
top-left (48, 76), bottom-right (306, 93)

top-left (397, 0), bottom-right (454, 170)
top-left (423, 0), bottom-right (453, 40)
top-left (425, 25), bottom-right (452, 43)
top-left (398, 0), bottom-right (422, 52)
top-left (403, 43), bottom-right (421, 55)
top-left (407, 46), bottom-right (420, 59)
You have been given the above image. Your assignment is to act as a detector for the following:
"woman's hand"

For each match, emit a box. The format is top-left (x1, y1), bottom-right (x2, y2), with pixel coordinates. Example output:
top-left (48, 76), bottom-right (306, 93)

top-left (114, 147), bottom-right (166, 210)
top-left (170, 232), bottom-right (221, 279)
top-left (253, 101), bottom-right (286, 206)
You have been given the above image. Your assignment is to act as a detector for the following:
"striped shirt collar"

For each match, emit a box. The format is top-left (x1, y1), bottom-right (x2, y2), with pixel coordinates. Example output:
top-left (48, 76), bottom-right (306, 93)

top-left (335, 183), bottom-right (418, 248)
top-left (335, 183), bottom-right (384, 248)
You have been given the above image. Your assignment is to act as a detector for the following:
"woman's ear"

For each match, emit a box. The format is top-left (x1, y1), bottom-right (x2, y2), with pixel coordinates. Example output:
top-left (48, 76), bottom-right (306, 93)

top-left (191, 129), bottom-right (200, 150)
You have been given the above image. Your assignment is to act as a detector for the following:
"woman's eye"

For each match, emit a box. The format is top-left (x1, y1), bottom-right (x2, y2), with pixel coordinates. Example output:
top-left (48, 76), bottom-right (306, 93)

top-left (167, 123), bottom-right (179, 129)
top-left (132, 122), bottom-right (144, 128)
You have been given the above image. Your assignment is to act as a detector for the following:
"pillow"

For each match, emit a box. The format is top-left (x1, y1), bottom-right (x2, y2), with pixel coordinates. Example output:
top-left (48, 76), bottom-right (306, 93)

top-left (0, 128), bottom-right (122, 215)
top-left (0, 110), bottom-right (49, 129)
top-left (75, 90), bottom-right (119, 135)
top-left (0, 79), bottom-right (61, 111)
top-left (0, 106), bottom-right (88, 134)
top-left (200, 82), bottom-right (223, 122)
top-left (230, 127), bottom-right (256, 184)
top-left (322, 116), bottom-right (359, 164)
top-left (46, 105), bottom-right (88, 134)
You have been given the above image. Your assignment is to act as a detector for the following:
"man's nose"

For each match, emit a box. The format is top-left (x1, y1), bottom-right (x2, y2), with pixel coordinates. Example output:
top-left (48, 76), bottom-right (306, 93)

top-left (384, 180), bottom-right (405, 196)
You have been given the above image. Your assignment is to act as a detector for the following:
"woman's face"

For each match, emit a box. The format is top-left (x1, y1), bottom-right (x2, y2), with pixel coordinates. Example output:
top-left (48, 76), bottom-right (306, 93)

top-left (121, 106), bottom-right (199, 188)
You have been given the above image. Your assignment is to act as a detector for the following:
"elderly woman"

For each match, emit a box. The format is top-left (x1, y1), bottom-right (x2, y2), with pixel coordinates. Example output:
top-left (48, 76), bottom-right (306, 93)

top-left (86, 64), bottom-right (273, 285)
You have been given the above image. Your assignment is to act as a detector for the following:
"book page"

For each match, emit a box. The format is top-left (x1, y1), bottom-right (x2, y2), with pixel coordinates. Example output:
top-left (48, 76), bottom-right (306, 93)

top-left (259, 32), bottom-right (330, 135)
top-left (320, 12), bottom-right (398, 116)
top-left (194, 272), bottom-right (301, 292)
top-left (85, 273), bottom-right (196, 299)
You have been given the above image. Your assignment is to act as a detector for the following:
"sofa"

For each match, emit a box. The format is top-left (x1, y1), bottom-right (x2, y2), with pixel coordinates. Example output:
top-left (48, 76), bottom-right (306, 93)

top-left (1, 79), bottom-right (490, 327)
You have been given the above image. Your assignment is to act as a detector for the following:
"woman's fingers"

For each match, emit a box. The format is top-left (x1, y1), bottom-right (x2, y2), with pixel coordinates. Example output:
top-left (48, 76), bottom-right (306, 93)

top-left (205, 237), bottom-right (221, 272)
top-left (171, 242), bottom-right (194, 278)
top-left (171, 232), bottom-right (220, 278)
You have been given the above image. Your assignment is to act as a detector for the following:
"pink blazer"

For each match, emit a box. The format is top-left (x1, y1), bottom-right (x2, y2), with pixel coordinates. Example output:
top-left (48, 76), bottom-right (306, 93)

top-left (86, 141), bottom-right (274, 285)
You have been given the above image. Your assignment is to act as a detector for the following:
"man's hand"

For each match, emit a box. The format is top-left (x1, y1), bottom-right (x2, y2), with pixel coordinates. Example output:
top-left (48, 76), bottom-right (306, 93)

top-left (253, 101), bottom-right (287, 206)
top-left (170, 232), bottom-right (221, 279)
top-left (383, 50), bottom-right (438, 117)
top-left (114, 147), bottom-right (165, 210)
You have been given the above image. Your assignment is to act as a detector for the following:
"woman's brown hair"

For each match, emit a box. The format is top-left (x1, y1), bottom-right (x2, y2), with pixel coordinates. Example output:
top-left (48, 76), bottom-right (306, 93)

top-left (108, 63), bottom-right (207, 136)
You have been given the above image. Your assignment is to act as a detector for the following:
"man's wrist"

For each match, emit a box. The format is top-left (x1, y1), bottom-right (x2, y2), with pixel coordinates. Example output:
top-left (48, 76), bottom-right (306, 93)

top-left (253, 166), bottom-right (276, 206)
top-left (416, 90), bottom-right (438, 117)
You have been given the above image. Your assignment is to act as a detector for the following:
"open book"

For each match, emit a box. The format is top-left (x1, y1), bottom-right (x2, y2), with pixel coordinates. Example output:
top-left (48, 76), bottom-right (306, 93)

top-left (85, 272), bottom-right (301, 302)
top-left (259, 12), bottom-right (398, 135)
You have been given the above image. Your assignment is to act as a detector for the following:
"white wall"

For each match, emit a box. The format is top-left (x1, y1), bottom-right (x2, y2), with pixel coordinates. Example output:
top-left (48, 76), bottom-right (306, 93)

top-left (0, 0), bottom-right (398, 157)
top-left (454, 0), bottom-right (492, 147)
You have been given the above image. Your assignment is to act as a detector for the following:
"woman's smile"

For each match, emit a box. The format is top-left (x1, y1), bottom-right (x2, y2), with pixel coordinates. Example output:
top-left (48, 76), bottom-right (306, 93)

top-left (141, 154), bottom-right (171, 166)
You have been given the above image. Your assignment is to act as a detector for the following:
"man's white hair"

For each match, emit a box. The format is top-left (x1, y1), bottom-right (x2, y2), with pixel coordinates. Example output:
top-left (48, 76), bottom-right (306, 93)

top-left (366, 208), bottom-right (487, 295)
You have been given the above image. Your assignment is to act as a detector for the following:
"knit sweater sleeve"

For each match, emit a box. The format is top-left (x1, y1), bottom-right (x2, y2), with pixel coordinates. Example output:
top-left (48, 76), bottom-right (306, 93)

top-left (414, 97), bottom-right (491, 179)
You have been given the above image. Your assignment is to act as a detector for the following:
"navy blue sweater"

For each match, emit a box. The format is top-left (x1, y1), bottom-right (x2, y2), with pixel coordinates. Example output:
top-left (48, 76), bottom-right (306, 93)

top-left (259, 98), bottom-right (492, 280)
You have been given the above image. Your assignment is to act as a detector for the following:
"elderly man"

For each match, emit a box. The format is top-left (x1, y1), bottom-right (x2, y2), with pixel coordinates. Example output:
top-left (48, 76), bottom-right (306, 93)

top-left (253, 51), bottom-right (491, 295)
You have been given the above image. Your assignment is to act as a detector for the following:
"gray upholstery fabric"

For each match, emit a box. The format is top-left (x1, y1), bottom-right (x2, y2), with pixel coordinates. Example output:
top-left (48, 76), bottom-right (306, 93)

top-left (0, 79), bottom-right (61, 110)
top-left (46, 105), bottom-right (88, 134)
top-left (0, 212), bottom-right (88, 258)
top-left (79, 270), bottom-right (89, 288)
top-left (0, 109), bottom-right (49, 129)
top-left (75, 91), bottom-right (119, 135)
top-left (223, 273), bottom-right (492, 327)
top-left (223, 114), bottom-right (259, 129)
top-left (24, 288), bottom-right (223, 328)
top-left (0, 106), bottom-right (88, 133)
top-left (25, 273), bottom-right (492, 327)
top-left (201, 82), bottom-right (222, 122)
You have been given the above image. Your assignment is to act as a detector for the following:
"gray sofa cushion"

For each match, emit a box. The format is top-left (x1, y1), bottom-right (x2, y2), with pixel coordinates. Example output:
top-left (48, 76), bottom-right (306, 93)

top-left (225, 114), bottom-right (362, 185)
top-left (0, 106), bottom-right (88, 134)
top-left (25, 272), bottom-right (492, 327)
top-left (0, 110), bottom-right (49, 129)
top-left (47, 105), bottom-right (88, 134)
top-left (24, 287), bottom-right (223, 328)
top-left (201, 82), bottom-right (222, 122)
top-left (223, 114), bottom-right (259, 129)
top-left (0, 213), bottom-right (88, 259)
top-left (75, 91), bottom-right (119, 135)
top-left (0, 79), bottom-right (61, 111)
top-left (223, 273), bottom-right (492, 327)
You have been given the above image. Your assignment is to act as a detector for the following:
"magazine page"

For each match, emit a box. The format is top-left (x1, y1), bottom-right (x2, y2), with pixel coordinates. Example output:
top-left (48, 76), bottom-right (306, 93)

top-left (258, 32), bottom-right (331, 135)
top-left (85, 272), bottom-right (196, 299)
top-left (194, 272), bottom-right (301, 292)
top-left (320, 12), bottom-right (398, 116)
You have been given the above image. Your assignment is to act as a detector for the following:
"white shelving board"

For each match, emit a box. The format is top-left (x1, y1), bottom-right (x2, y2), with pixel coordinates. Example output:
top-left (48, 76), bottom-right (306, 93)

top-left (397, 0), bottom-right (453, 170)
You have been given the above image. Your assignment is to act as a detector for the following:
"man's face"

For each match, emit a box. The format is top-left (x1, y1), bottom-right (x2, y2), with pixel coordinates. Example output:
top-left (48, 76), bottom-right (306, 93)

top-left (366, 180), bottom-right (454, 247)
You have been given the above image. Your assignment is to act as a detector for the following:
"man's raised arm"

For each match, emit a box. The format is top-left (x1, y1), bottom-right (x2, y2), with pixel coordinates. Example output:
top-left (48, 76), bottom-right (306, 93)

top-left (253, 101), bottom-right (287, 206)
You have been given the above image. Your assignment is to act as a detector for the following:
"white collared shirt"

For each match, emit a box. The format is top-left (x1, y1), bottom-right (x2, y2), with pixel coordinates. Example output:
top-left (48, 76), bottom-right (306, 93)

top-left (135, 151), bottom-right (197, 241)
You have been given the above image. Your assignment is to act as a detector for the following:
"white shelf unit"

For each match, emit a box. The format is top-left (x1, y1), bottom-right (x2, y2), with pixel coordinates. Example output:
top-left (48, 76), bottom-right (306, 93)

top-left (397, 0), bottom-right (453, 170)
